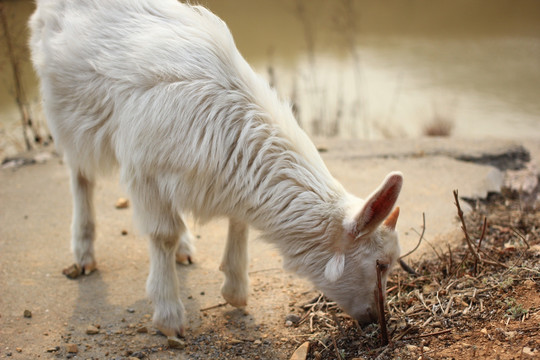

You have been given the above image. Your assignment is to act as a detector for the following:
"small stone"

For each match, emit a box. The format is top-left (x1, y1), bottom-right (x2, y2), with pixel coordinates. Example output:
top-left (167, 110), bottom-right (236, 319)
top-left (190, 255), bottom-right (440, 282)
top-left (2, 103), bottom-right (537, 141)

top-left (523, 347), bottom-right (536, 357)
top-left (66, 344), bottom-right (78, 353)
top-left (115, 198), bottom-right (129, 209)
top-left (15, 348), bottom-right (22, 353)
top-left (46, 346), bottom-right (60, 353)
top-left (121, 229), bottom-right (128, 236)
top-left (167, 336), bottom-right (186, 349)
top-left (230, 338), bottom-right (243, 344)
top-left (285, 320), bottom-right (293, 327)
top-left (23, 310), bottom-right (32, 318)
top-left (290, 341), bottom-right (309, 360)
top-left (137, 326), bottom-right (149, 333)
top-left (480, 328), bottom-right (488, 335)
top-left (405, 344), bottom-right (418, 352)
top-left (86, 325), bottom-right (100, 335)
top-left (126, 308), bottom-right (135, 313)
top-left (285, 314), bottom-right (301, 324)
top-left (253, 339), bottom-right (262, 345)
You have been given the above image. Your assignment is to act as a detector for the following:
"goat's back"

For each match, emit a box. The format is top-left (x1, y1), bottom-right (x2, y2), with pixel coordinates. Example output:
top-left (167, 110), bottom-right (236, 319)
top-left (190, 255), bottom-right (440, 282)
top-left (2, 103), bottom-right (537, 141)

top-left (29, 0), bottom-right (336, 220)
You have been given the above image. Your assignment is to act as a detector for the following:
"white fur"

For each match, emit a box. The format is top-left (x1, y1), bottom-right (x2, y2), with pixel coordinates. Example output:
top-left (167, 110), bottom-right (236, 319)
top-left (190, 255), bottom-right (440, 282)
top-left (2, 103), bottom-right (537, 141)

top-left (29, 0), bottom-right (403, 336)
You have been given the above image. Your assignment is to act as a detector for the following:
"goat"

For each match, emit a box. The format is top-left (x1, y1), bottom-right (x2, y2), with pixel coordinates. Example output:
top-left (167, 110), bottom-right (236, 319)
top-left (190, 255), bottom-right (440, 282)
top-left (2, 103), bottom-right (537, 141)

top-left (29, 0), bottom-right (403, 338)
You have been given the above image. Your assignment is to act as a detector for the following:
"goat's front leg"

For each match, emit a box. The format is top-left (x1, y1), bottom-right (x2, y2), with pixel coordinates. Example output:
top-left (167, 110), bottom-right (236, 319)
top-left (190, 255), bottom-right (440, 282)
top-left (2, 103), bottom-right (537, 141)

top-left (147, 230), bottom-right (185, 337)
top-left (220, 218), bottom-right (249, 307)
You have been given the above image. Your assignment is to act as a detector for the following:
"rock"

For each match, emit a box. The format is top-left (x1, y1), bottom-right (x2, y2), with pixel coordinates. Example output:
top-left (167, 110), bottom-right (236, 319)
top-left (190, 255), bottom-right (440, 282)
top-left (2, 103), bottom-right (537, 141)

top-left (405, 344), bottom-right (418, 352)
top-left (126, 308), bottom-right (135, 313)
top-left (23, 309), bottom-right (32, 318)
top-left (290, 341), bottom-right (309, 360)
top-left (480, 328), bottom-right (488, 335)
top-left (46, 346), bottom-right (60, 353)
top-left (285, 320), bottom-right (293, 327)
top-left (522, 347), bottom-right (537, 357)
top-left (230, 338), bottom-right (243, 344)
top-left (253, 339), bottom-right (262, 345)
top-left (15, 348), bottom-right (22, 353)
top-left (121, 229), bottom-right (128, 236)
top-left (66, 344), bottom-right (78, 353)
top-left (285, 314), bottom-right (301, 324)
top-left (167, 336), bottom-right (186, 349)
top-left (86, 325), bottom-right (100, 335)
top-left (115, 198), bottom-right (129, 209)
top-left (137, 326), bottom-right (148, 333)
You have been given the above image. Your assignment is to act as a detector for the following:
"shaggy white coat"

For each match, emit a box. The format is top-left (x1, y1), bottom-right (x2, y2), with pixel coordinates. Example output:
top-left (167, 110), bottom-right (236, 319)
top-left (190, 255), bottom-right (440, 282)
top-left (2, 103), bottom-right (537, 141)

top-left (29, 0), bottom-right (403, 337)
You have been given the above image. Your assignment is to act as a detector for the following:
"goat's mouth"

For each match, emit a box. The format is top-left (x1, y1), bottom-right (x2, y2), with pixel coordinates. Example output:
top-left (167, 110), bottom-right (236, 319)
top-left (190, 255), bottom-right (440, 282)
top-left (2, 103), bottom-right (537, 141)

top-left (354, 309), bottom-right (379, 326)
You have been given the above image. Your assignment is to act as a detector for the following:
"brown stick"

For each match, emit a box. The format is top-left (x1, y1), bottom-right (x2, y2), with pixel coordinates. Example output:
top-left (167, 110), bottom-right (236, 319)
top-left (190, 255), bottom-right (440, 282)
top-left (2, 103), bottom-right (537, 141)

top-left (376, 260), bottom-right (389, 346)
top-left (453, 190), bottom-right (507, 269)
top-left (453, 190), bottom-right (481, 262)
top-left (199, 302), bottom-right (228, 311)
top-left (402, 328), bottom-right (452, 340)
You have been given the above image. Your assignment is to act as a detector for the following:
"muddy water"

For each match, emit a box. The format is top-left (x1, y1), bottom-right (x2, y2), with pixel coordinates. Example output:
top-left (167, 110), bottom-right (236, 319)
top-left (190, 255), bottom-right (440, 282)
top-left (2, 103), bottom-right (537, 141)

top-left (1, 0), bottom-right (540, 156)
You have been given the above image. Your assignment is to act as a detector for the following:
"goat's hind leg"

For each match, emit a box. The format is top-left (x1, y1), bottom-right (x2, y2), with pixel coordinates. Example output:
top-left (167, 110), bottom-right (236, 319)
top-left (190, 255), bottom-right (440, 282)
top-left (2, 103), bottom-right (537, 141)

top-left (63, 168), bottom-right (97, 278)
top-left (175, 217), bottom-right (195, 265)
top-left (220, 219), bottom-right (249, 308)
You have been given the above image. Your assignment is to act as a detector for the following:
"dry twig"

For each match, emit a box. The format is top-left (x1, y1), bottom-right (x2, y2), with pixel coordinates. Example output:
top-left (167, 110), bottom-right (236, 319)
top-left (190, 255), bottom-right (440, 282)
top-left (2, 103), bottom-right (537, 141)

top-left (376, 260), bottom-right (389, 346)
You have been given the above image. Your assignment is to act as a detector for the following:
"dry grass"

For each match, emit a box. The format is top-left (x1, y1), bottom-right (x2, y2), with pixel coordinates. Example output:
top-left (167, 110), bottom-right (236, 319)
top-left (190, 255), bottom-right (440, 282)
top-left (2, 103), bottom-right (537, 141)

top-left (423, 115), bottom-right (454, 137)
top-left (298, 190), bottom-right (540, 359)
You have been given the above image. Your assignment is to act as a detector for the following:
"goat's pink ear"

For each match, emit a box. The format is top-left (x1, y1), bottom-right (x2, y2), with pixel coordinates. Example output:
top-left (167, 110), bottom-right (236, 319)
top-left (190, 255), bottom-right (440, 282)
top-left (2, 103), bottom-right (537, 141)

top-left (350, 172), bottom-right (403, 239)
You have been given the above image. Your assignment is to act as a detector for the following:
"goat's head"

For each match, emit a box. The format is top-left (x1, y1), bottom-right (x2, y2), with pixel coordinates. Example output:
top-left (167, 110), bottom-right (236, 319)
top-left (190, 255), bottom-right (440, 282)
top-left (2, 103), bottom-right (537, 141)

top-left (317, 171), bottom-right (403, 325)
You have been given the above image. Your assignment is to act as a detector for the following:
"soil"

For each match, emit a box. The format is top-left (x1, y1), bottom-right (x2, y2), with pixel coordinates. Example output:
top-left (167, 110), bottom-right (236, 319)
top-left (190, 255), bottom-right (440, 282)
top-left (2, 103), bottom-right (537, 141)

top-left (1, 159), bottom-right (539, 360)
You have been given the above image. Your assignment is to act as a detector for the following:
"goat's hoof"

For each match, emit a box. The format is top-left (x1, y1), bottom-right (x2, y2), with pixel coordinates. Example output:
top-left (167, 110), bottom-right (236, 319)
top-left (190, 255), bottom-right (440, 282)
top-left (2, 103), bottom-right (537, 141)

top-left (175, 253), bottom-right (193, 265)
top-left (62, 261), bottom-right (97, 279)
top-left (62, 263), bottom-right (82, 279)
top-left (221, 286), bottom-right (248, 308)
top-left (82, 261), bottom-right (97, 275)
top-left (158, 325), bottom-right (185, 338)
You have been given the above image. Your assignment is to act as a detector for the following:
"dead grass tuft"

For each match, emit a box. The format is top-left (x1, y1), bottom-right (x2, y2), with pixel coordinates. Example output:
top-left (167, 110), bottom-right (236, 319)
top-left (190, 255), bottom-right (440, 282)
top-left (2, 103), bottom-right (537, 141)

top-left (299, 191), bottom-right (540, 360)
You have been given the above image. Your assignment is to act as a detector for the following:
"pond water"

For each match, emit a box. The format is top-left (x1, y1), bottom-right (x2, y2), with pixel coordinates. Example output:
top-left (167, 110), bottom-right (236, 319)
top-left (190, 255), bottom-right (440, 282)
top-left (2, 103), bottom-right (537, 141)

top-left (1, 0), bottom-right (540, 156)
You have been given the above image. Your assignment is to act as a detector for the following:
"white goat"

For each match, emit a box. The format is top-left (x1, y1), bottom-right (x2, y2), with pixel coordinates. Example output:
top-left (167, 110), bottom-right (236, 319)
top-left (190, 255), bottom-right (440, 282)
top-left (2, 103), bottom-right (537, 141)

top-left (29, 0), bottom-right (403, 338)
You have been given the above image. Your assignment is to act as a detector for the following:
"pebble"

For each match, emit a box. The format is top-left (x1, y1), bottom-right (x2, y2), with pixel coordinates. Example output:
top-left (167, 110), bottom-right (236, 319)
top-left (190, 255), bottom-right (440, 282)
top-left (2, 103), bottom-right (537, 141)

top-left (115, 198), bottom-right (130, 209)
top-left (137, 326), bottom-right (149, 333)
top-left (46, 346), bottom-right (60, 353)
top-left (86, 325), bottom-right (100, 335)
top-left (23, 310), bottom-right (32, 318)
top-left (285, 314), bottom-right (301, 324)
top-left (290, 341), bottom-right (309, 360)
top-left (285, 320), bottom-right (293, 327)
top-left (121, 229), bottom-right (128, 236)
top-left (66, 344), bottom-right (78, 353)
top-left (405, 344), bottom-right (418, 352)
top-left (15, 348), bottom-right (22, 353)
top-left (167, 336), bottom-right (186, 349)
top-left (126, 308), bottom-right (135, 313)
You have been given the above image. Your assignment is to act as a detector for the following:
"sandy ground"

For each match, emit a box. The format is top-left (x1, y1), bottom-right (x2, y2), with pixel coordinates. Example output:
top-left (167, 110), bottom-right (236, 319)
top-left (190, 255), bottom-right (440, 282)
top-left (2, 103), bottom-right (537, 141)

top-left (1, 137), bottom-right (538, 359)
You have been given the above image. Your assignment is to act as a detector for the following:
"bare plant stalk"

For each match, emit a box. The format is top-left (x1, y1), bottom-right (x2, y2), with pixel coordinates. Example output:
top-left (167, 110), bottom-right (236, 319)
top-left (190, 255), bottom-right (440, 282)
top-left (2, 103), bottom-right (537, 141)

top-left (0, 2), bottom-right (33, 150)
top-left (453, 190), bottom-right (507, 269)
top-left (376, 260), bottom-right (389, 346)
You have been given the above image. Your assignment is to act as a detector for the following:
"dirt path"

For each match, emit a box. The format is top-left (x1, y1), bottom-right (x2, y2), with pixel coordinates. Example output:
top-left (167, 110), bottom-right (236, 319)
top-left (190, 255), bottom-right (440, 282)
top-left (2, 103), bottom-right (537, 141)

top-left (1, 138), bottom-right (539, 359)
